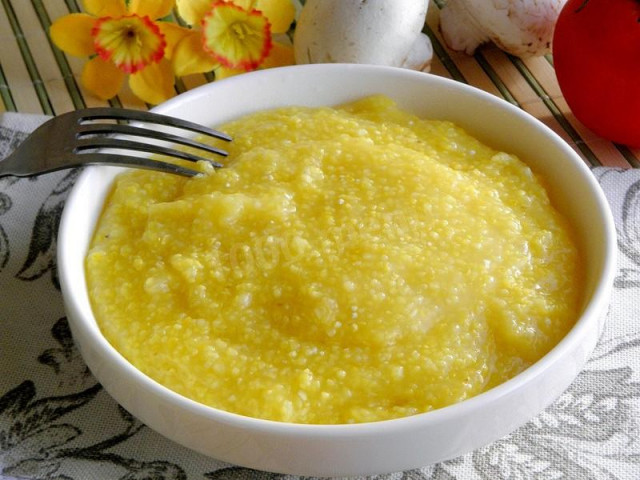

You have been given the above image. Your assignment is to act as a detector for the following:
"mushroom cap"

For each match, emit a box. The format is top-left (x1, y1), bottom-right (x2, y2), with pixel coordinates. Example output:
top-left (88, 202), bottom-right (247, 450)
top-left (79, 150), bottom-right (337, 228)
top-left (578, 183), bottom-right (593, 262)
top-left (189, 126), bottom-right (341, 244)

top-left (294, 0), bottom-right (429, 67)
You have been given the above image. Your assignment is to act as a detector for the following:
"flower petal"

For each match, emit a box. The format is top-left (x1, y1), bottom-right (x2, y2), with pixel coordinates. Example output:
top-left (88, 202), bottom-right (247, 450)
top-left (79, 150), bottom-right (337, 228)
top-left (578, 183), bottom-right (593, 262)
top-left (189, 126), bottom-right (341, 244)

top-left (128, 0), bottom-right (175, 20)
top-left (172, 32), bottom-right (219, 76)
top-left (254, 0), bottom-right (295, 34)
top-left (81, 57), bottom-right (125, 100)
top-left (229, 0), bottom-right (252, 10)
top-left (157, 22), bottom-right (192, 59)
top-left (176, 0), bottom-right (213, 25)
top-left (214, 65), bottom-right (244, 80)
top-left (202, 1), bottom-right (271, 71)
top-left (92, 15), bottom-right (166, 74)
top-left (261, 41), bottom-right (294, 69)
top-left (129, 59), bottom-right (176, 104)
top-left (82, 0), bottom-right (127, 17)
top-left (50, 14), bottom-right (96, 57)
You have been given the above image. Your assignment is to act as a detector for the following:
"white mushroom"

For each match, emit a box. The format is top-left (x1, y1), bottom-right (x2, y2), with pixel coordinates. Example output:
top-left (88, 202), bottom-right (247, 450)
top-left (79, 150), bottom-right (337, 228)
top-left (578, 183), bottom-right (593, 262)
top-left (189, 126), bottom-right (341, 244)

top-left (401, 32), bottom-right (434, 71)
top-left (439, 0), bottom-right (566, 57)
top-left (294, 0), bottom-right (433, 72)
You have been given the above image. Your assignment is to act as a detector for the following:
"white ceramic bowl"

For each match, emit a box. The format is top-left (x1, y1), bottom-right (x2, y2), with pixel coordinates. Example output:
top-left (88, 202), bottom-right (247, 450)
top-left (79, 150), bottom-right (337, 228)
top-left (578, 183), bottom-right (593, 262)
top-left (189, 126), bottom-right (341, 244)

top-left (58, 64), bottom-right (617, 477)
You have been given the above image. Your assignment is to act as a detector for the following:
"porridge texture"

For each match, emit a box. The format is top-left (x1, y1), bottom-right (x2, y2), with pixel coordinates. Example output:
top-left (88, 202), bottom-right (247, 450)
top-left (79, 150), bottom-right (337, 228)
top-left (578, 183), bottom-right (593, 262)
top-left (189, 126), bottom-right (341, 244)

top-left (86, 96), bottom-right (582, 424)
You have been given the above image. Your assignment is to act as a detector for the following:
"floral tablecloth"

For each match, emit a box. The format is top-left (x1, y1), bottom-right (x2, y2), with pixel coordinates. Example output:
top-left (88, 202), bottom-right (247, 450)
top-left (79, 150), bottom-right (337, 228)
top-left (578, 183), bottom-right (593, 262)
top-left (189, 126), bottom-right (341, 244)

top-left (1, 110), bottom-right (640, 480)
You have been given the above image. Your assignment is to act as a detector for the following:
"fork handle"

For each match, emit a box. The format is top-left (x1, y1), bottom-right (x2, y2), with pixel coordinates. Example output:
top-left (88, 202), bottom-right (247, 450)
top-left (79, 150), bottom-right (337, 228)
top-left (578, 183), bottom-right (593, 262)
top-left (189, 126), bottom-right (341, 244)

top-left (0, 119), bottom-right (59, 177)
top-left (0, 150), bottom-right (29, 177)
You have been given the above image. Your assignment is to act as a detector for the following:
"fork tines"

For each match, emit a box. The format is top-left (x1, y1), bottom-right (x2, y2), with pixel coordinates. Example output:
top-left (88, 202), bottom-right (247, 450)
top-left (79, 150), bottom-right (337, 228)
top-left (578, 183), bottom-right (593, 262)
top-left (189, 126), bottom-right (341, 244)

top-left (74, 108), bottom-right (231, 174)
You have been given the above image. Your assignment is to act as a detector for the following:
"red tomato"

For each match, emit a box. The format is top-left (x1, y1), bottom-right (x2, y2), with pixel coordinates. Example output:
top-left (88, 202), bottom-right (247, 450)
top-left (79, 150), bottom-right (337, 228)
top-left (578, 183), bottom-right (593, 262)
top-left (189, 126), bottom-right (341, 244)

top-left (553, 0), bottom-right (640, 147)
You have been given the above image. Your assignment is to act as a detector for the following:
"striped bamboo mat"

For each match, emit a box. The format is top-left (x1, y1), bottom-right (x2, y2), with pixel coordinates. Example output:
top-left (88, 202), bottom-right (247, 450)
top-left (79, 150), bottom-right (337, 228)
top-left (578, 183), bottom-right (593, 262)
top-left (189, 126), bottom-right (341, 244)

top-left (1, 0), bottom-right (638, 168)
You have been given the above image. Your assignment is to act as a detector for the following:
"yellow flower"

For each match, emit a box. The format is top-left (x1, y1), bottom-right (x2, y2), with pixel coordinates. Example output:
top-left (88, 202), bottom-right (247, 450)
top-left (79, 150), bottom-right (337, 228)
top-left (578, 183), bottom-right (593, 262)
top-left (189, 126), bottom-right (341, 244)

top-left (50, 0), bottom-right (190, 104)
top-left (173, 0), bottom-right (295, 78)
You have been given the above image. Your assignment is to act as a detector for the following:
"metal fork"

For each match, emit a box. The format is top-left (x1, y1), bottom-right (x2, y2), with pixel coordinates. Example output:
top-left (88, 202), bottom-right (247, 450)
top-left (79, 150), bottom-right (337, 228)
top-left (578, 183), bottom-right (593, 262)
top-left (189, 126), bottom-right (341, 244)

top-left (0, 108), bottom-right (231, 178)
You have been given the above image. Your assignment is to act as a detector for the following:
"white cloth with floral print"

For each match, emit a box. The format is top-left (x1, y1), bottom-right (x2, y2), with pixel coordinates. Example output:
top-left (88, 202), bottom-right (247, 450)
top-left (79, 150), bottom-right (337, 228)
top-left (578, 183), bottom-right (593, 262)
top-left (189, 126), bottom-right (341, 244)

top-left (1, 112), bottom-right (639, 480)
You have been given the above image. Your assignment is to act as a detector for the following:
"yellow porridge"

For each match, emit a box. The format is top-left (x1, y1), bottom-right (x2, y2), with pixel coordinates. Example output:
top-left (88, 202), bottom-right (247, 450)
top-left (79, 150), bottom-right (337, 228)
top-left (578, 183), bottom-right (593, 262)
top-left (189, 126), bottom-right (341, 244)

top-left (86, 96), bottom-right (582, 424)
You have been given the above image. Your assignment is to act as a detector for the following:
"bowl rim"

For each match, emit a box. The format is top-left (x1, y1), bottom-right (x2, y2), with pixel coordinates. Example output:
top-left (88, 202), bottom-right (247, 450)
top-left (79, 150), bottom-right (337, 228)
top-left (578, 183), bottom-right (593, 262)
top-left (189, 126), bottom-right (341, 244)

top-left (59, 63), bottom-right (618, 435)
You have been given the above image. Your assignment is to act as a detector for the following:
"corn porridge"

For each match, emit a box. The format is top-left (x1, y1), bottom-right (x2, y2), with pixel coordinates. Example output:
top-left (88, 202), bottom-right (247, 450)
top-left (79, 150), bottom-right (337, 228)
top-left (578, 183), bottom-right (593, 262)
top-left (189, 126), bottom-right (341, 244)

top-left (86, 96), bottom-right (582, 424)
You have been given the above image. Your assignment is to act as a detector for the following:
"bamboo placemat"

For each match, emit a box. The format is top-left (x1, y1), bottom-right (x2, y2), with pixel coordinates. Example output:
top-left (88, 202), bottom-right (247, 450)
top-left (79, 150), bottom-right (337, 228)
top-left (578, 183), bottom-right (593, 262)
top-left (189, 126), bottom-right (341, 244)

top-left (1, 0), bottom-right (638, 168)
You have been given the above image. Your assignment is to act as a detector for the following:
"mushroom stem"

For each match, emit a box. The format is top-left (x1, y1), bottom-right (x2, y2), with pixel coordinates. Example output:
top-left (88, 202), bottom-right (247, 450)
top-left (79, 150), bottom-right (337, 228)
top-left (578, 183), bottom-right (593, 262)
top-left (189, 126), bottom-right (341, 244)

top-left (401, 33), bottom-right (434, 72)
top-left (439, 0), bottom-right (489, 55)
